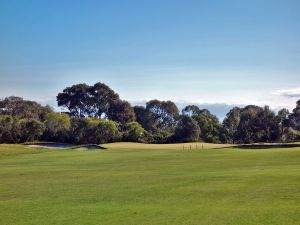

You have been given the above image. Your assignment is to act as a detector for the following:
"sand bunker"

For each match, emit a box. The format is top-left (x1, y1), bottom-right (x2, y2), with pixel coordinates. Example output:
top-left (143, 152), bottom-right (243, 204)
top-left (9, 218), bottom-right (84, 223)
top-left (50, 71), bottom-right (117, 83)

top-left (74, 145), bottom-right (105, 150)
top-left (27, 143), bottom-right (75, 149)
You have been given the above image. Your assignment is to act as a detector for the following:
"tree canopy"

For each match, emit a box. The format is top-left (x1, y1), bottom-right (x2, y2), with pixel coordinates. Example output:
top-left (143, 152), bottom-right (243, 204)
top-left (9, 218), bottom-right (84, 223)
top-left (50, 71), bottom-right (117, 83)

top-left (1, 82), bottom-right (300, 144)
top-left (57, 82), bottom-right (121, 118)
top-left (174, 115), bottom-right (200, 142)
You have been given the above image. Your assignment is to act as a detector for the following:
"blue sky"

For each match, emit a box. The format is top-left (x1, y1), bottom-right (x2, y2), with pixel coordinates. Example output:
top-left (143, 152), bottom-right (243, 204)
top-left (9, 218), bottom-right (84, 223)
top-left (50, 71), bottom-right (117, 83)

top-left (0, 0), bottom-right (300, 119)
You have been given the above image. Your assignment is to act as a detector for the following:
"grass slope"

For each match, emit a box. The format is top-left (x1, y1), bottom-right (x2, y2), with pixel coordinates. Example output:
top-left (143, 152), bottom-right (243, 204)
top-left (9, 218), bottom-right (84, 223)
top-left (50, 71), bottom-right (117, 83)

top-left (0, 143), bottom-right (300, 225)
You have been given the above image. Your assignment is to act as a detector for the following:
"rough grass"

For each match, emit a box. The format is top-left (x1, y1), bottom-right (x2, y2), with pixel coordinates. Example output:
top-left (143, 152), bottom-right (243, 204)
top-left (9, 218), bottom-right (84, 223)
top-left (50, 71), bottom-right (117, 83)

top-left (0, 143), bottom-right (300, 225)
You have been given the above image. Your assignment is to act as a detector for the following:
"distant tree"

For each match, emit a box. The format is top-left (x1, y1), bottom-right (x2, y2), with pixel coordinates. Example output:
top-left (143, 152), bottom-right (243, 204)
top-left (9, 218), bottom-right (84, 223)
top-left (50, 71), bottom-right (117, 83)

top-left (291, 99), bottom-right (300, 130)
top-left (107, 100), bottom-right (135, 129)
top-left (146, 100), bottom-right (179, 132)
top-left (0, 115), bottom-right (15, 143)
top-left (0, 96), bottom-right (52, 121)
top-left (18, 119), bottom-right (46, 142)
top-left (256, 106), bottom-right (279, 142)
top-left (193, 110), bottom-right (218, 142)
top-left (276, 108), bottom-right (290, 142)
top-left (92, 119), bottom-right (119, 144)
top-left (133, 106), bottom-right (157, 132)
top-left (174, 115), bottom-right (200, 142)
top-left (6, 84), bottom-right (300, 145)
top-left (182, 105), bottom-right (201, 116)
top-left (280, 100), bottom-right (300, 142)
top-left (69, 118), bottom-right (89, 144)
top-left (235, 106), bottom-right (258, 143)
top-left (183, 105), bottom-right (223, 143)
top-left (88, 82), bottom-right (120, 118)
top-left (123, 122), bottom-right (145, 142)
top-left (43, 112), bottom-right (71, 142)
top-left (223, 107), bottom-right (241, 143)
top-left (56, 83), bottom-right (90, 117)
top-left (69, 118), bottom-right (118, 144)
top-left (234, 105), bottom-right (279, 143)
top-left (57, 82), bottom-right (122, 119)
top-left (214, 124), bottom-right (229, 144)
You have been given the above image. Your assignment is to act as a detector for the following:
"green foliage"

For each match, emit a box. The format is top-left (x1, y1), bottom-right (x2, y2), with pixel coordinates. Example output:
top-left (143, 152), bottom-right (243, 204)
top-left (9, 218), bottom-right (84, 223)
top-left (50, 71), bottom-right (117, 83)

top-left (17, 119), bottom-right (46, 142)
top-left (107, 100), bottom-right (135, 129)
top-left (69, 118), bottom-right (118, 144)
top-left (43, 112), bottom-right (71, 142)
top-left (92, 119), bottom-right (119, 144)
top-left (88, 82), bottom-right (120, 118)
top-left (0, 115), bottom-right (15, 143)
top-left (0, 116), bottom-right (46, 143)
top-left (0, 96), bottom-right (52, 121)
top-left (224, 105), bottom-right (280, 144)
top-left (223, 107), bottom-right (241, 143)
top-left (182, 105), bottom-right (202, 116)
top-left (152, 130), bottom-right (173, 144)
top-left (56, 83), bottom-right (90, 117)
top-left (57, 82), bottom-right (120, 118)
top-left (183, 105), bottom-right (224, 143)
top-left (291, 99), bottom-right (300, 131)
top-left (133, 101), bottom-right (180, 143)
top-left (2, 83), bottom-right (300, 144)
top-left (123, 122), bottom-right (145, 142)
top-left (146, 100), bottom-right (179, 132)
top-left (134, 105), bottom-right (157, 132)
top-left (174, 115), bottom-right (200, 142)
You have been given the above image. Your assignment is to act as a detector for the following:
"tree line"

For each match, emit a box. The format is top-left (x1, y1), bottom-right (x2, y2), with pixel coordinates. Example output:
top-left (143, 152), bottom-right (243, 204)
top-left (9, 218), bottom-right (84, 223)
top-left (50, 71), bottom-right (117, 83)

top-left (0, 82), bottom-right (300, 144)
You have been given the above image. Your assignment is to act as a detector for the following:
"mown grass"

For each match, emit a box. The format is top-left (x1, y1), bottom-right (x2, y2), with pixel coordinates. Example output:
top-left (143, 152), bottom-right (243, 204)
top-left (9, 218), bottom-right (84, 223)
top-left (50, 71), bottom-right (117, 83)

top-left (0, 143), bottom-right (300, 225)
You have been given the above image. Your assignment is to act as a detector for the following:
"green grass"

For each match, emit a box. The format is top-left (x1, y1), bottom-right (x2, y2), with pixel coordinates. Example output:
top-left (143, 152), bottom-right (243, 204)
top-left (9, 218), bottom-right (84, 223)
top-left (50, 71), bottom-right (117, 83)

top-left (0, 143), bottom-right (300, 225)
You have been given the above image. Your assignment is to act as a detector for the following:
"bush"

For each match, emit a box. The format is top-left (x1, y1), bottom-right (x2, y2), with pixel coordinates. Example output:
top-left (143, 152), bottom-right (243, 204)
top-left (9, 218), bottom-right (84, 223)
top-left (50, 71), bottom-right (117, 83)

top-left (92, 119), bottom-right (119, 144)
top-left (123, 122), bottom-right (145, 142)
top-left (43, 112), bottom-right (71, 142)
top-left (0, 115), bottom-right (15, 143)
top-left (69, 118), bottom-right (119, 144)
top-left (152, 130), bottom-right (173, 144)
top-left (18, 119), bottom-right (46, 142)
top-left (174, 115), bottom-right (200, 143)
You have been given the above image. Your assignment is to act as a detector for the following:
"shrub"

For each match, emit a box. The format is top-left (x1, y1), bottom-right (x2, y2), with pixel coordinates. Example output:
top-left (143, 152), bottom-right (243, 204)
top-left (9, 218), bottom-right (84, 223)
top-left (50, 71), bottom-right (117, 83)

top-left (69, 118), bottom-right (119, 144)
top-left (18, 119), bottom-right (46, 142)
top-left (0, 115), bottom-right (15, 143)
top-left (123, 122), bottom-right (145, 142)
top-left (174, 115), bottom-right (200, 143)
top-left (43, 112), bottom-right (71, 142)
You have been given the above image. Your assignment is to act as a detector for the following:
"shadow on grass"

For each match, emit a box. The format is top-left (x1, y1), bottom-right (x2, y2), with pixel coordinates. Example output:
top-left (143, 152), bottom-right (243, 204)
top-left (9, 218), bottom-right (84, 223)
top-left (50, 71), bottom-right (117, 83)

top-left (72, 144), bottom-right (107, 150)
top-left (231, 143), bottom-right (300, 149)
top-left (25, 143), bottom-right (107, 150)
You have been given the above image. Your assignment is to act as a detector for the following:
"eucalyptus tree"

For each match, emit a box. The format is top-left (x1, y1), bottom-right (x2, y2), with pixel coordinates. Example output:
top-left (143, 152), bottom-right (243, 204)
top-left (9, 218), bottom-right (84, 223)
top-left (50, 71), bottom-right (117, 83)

top-left (183, 105), bottom-right (224, 143)
top-left (0, 96), bottom-right (52, 121)
top-left (57, 83), bottom-right (90, 117)
top-left (223, 107), bottom-right (241, 143)
top-left (88, 82), bottom-right (120, 118)
top-left (107, 100), bottom-right (135, 129)
top-left (133, 106), bottom-right (157, 132)
top-left (43, 112), bottom-right (71, 142)
top-left (174, 115), bottom-right (200, 142)
top-left (146, 100), bottom-right (180, 133)
top-left (57, 82), bottom-right (120, 118)
top-left (291, 99), bottom-right (300, 130)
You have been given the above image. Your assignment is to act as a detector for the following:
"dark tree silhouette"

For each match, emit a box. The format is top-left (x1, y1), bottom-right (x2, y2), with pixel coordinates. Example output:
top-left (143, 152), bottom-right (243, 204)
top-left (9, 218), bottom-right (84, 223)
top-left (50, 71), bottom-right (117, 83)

top-left (146, 100), bottom-right (179, 132)
top-left (57, 83), bottom-right (90, 117)
top-left (174, 115), bottom-right (200, 142)
top-left (107, 100), bottom-right (135, 129)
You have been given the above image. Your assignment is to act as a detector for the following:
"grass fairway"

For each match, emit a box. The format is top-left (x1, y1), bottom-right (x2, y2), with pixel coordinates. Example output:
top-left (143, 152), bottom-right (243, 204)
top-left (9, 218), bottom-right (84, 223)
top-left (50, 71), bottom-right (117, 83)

top-left (0, 143), bottom-right (300, 225)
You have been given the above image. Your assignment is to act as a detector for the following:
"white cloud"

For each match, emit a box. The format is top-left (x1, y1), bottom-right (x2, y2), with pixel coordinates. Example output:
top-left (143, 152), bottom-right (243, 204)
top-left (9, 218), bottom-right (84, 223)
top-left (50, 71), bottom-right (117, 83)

top-left (273, 87), bottom-right (300, 98)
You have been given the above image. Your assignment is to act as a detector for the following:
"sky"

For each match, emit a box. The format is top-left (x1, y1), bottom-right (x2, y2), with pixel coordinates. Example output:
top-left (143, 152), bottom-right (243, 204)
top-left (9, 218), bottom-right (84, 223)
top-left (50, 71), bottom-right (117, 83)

top-left (0, 0), bottom-right (300, 119)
